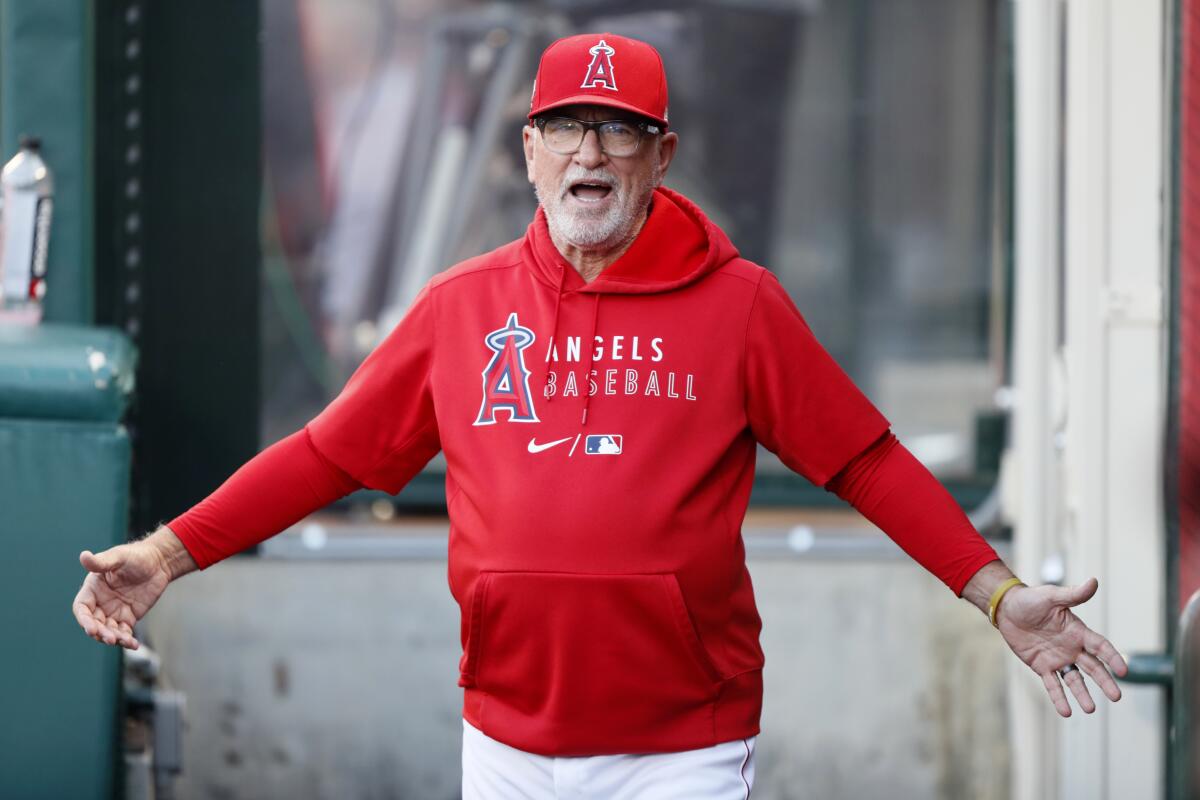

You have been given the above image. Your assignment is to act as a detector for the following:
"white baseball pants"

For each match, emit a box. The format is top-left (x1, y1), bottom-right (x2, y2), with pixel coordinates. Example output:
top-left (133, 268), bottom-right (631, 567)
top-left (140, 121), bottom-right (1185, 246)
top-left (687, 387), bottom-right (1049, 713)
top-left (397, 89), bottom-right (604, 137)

top-left (461, 718), bottom-right (757, 799)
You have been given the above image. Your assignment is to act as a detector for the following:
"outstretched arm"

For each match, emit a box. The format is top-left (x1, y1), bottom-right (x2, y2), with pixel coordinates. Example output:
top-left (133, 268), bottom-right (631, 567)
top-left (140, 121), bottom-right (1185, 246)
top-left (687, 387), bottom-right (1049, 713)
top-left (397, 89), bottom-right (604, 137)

top-left (74, 278), bottom-right (442, 649)
top-left (73, 427), bottom-right (360, 648)
top-left (827, 431), bottom-right (1129, 717)
top-left (738, 273), bottom-right (1128, 715)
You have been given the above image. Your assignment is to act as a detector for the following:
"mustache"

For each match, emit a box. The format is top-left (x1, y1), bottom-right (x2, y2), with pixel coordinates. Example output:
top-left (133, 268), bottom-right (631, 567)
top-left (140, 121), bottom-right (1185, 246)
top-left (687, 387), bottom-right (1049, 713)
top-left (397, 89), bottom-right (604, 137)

top-left (559, 167), bottom-right (619, 198)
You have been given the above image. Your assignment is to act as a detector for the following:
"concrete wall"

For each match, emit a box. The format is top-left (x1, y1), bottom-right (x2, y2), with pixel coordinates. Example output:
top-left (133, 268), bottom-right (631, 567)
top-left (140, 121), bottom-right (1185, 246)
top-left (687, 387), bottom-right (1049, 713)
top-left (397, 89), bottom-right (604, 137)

top-left (145, 538), bottom-right (1010, 799)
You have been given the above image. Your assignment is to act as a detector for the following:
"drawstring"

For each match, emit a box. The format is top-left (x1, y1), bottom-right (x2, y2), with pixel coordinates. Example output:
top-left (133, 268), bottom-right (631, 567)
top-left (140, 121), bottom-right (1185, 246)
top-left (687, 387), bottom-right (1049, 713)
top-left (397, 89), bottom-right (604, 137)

top-left (580, 292), bottom-right (600, 427)
top-left (543, 265), bottom-right (567, 404)
top-left (541, 265), bottom-right (601, 427)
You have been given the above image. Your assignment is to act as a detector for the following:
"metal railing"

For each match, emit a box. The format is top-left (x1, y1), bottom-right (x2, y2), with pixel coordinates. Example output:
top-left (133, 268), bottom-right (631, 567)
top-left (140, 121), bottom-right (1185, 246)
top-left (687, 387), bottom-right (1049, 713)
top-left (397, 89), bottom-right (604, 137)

top-left (1123, 588), bottom-right (1200, 800)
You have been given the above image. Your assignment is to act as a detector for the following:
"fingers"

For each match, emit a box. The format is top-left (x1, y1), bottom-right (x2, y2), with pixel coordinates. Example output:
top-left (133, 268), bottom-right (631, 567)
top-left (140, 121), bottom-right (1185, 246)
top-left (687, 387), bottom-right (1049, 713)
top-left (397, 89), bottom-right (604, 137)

top-left (71, 581), bottom-right (108, 642)
top-left (1084, 630), bottom-right (1129, 677)
top-left (92, 608), bottom-right (118, 646)
top-left (1040, 671), bottom-right (1073, 717)
top-left (113, 619), bottom-right (140, 650)
top-left (76, 608), bottom-right (119, 646)
top-left (1059, 666), bottom-right (1097, 713)
top-left (80, 547), bottom-right (124, 575)
top-left (72, 597), bottom-right (139, 649)
top-left (73, 598), bottom-right (110, 645)
top-left (95, 609), bottom-right (139, 649)
top-left (1077, 651), bottom-right (1122, 702)
top-left (73, 561), bottom-right (144, 650)
top-left (72, 600), bottom-right (103, 640)
top-left (1052, 576), bottom-right (1099, 608)
top-left (1042, 653), bottom-right (1123, 717)
top-left (96, 622), bottom-right (138, 649)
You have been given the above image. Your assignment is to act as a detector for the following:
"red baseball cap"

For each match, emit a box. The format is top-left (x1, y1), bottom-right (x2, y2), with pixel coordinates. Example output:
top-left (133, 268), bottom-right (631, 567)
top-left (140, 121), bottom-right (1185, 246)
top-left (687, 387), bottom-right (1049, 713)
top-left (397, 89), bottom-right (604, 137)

top-left (528, 33), bottom-right (669, 128)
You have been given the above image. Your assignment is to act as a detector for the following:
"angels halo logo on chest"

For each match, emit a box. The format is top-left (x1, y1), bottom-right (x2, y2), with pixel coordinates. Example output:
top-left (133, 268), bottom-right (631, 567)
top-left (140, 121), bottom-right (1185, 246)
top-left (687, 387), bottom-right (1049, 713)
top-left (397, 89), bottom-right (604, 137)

top-left (474, 313), bottom-right (540, 425)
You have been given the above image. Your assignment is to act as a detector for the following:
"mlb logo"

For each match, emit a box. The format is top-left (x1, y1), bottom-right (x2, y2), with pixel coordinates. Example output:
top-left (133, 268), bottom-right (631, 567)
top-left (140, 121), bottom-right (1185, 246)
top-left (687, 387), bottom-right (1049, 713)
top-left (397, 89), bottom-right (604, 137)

top-left (584, 434), bottom-right (623, 455)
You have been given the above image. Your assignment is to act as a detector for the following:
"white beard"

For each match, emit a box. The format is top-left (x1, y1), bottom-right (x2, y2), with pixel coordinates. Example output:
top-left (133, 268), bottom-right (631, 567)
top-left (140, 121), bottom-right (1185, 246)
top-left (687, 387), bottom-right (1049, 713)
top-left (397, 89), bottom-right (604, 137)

top-left (536, 161), bottom-right (661, 249)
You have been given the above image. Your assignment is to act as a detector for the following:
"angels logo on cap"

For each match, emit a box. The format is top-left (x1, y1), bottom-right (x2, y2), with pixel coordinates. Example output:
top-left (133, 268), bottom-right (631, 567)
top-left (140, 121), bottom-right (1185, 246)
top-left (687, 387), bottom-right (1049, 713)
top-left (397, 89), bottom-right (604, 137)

top-left (580, 39), bottom-right (618, 91)
top-left (527, 32), bottom-right (670, 129)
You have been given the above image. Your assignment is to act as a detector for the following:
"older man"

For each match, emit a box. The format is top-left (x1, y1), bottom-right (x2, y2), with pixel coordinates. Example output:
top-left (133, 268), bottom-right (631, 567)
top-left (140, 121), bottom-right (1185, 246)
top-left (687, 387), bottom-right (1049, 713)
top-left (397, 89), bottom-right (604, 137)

top-left (74, 33), bottom-right (1128, 799)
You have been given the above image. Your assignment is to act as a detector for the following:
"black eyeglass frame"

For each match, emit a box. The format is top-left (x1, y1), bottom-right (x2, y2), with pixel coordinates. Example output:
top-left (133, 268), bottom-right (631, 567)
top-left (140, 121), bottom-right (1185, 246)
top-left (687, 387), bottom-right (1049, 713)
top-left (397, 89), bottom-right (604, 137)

top-left (532, 115), bottom-right (663, 156)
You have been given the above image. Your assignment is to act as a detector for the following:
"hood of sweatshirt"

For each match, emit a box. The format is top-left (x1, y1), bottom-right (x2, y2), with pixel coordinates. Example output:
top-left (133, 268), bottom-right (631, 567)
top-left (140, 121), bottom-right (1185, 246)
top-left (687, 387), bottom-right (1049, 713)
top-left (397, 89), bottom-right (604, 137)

top-left (522, 185), bottom-right (741, 426)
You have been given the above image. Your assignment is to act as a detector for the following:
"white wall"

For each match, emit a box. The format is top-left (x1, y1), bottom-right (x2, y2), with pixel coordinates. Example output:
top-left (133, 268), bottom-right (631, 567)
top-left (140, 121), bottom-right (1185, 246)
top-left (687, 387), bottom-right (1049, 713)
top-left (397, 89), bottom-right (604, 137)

top-left (1007, 0), bottom-right (1170, 797)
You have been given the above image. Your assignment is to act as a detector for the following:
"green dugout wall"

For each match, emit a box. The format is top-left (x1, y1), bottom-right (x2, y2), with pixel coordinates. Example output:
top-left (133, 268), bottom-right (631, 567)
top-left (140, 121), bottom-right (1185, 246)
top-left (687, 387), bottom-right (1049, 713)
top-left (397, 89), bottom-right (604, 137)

top-left (0, 2), bottom-right (261, 797)
top-left (0, 0), bottom-right (262, 530)
top-left (0, 1), bottom-right (261, 537)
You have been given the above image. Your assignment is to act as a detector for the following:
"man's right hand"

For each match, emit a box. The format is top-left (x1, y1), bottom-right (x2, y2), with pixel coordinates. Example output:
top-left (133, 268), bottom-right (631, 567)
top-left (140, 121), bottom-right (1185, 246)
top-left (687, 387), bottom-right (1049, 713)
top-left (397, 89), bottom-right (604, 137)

top-left (72, 529), bottom-right (187, 650)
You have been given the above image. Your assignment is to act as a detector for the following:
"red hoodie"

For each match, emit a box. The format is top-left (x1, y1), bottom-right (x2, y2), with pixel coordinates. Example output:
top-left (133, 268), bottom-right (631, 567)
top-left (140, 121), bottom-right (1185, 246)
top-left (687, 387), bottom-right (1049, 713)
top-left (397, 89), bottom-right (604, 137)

top-left (295, 185), bottom-right (914, 756)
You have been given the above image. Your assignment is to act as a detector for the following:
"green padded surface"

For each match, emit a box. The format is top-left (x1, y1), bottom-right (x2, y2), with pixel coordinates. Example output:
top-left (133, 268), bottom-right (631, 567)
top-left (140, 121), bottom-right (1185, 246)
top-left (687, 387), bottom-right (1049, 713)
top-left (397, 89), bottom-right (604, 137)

top-left (0, 323), bottom-right (135, 422)
top-left (1, 418), bottom-right (129, 799)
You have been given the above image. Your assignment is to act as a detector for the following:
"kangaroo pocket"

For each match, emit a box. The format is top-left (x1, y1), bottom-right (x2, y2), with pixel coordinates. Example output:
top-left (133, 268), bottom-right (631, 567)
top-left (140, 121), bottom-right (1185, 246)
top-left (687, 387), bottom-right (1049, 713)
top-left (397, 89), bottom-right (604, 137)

top-left (459, 571), bottom-right (724, 750)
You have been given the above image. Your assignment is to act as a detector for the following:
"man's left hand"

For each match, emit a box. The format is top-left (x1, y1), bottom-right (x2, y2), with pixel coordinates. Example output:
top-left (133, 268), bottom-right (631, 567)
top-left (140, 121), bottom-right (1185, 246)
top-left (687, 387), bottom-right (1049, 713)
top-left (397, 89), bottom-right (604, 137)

top-left (996, 578), bottom-right (1129, 717)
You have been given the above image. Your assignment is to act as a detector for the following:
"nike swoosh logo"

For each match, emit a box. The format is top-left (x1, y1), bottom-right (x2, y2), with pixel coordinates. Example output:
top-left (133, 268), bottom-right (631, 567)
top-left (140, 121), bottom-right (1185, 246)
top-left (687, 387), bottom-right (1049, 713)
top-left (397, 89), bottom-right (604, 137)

top-left (527, 436), bottom-right (573, 453)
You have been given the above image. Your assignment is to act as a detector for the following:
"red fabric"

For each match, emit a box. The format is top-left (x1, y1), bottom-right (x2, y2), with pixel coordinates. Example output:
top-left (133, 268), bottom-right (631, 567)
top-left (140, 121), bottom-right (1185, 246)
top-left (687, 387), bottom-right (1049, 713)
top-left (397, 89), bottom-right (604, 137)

top-left (302, 280), bottom-right (442, 492)
top-left (1179, 0), bottom-right (1200, 613)
top-left (174, 186), bottom-right (994, 757)
top-left (528, 33), bottom-right (669, 126)
top-left (168, 428), bottom-right (360, 570)
top-left (744, 270), bottom-right (896, 486)
top-left (826, 431), bottom-right (1001, 598)
top-left (307, 185), bottom-right (887, 756)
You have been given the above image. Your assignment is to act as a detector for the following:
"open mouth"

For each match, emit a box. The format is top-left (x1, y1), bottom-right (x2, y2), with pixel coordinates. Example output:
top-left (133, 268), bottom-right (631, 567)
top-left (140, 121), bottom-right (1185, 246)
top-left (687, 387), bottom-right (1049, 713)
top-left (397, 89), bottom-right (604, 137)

top-left (568, 181), bottom-right (613, 202)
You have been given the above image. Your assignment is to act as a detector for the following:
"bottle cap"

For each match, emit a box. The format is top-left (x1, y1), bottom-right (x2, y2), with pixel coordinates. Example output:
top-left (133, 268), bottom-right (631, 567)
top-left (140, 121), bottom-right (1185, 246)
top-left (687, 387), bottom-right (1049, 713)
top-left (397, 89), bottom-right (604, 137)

top-left (18, 135), bottom-right (41, 152)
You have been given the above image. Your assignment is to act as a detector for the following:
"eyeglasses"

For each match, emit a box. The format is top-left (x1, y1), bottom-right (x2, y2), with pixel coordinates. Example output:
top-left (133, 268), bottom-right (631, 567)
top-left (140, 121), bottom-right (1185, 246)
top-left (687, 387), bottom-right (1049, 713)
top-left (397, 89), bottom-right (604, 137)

top-left (534, 116), bottom-right (662, 157)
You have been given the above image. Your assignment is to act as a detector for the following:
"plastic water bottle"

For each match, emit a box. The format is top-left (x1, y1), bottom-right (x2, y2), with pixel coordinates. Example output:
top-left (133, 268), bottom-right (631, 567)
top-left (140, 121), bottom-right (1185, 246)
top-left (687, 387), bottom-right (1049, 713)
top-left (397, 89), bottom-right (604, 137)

top-left (0, 136), bottom-right (53, 321)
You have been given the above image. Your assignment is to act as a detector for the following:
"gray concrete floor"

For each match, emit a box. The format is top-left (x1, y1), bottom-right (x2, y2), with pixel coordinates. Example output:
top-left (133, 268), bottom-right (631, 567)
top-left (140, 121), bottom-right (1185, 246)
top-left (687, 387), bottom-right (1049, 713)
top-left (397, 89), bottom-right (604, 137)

top-left (144, 513), bottom-right (1010, 800)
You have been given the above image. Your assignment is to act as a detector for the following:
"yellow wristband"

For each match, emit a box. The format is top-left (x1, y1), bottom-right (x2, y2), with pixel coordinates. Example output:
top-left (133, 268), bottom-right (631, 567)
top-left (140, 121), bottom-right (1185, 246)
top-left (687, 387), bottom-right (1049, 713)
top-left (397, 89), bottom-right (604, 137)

top-left (988, 577), bottom-right (1025, 628)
